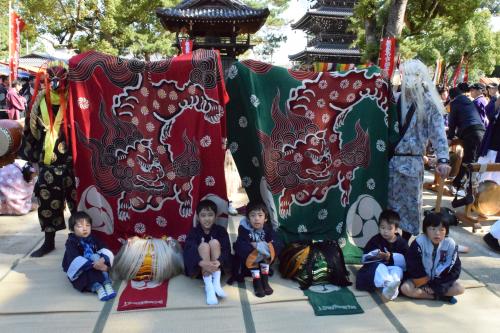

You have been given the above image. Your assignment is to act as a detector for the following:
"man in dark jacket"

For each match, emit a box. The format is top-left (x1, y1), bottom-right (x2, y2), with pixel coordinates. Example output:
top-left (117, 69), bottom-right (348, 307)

top-left (447, 86), bottom-right (485, 189)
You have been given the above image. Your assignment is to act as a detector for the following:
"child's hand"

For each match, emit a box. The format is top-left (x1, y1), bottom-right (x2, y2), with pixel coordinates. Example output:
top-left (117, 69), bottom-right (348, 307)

top-left (199, 260), bottom-right (219, 273)
top-left (93, 258), bottom-right (108, 272)
top-left (421, 285), bottom-right (434, 295)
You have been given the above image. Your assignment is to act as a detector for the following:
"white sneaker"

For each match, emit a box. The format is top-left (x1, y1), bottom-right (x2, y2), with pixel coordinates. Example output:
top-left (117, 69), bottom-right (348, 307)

top-left (382, 280), bottom-right (400, 301)
top-left (96, 286), bottom-right (107, 301)
top-left (203, 275), bottom-right (218, 305)
top-left (212, 270), bottom-right (227, 298)
top-left (104, 283), bottom-right (116, 300)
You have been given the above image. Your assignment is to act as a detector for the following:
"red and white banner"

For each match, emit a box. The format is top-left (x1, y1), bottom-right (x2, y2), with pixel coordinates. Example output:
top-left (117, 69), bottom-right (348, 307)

top-left (378, 37), bottom-right (396, 79)
top-left (8, 9), bottom-right (25, 83)
top-left (180, 39), bottom-right (194, 55)
top-left (433, 59), bottom-right (443, 84)
top-left (451, 55), bottom-right (464, 87)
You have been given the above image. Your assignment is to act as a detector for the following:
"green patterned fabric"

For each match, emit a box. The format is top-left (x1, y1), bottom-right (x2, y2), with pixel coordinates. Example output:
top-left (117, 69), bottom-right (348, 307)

top-left (226, 60), bottom-right (397, 263)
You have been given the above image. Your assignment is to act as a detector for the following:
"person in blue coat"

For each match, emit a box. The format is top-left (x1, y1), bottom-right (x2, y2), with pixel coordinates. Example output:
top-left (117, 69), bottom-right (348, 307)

top-left (234, 201), bottom-right (283, 298)
top-left (400, 212), bottom-right (464, 304)
top-left (356, 210), bottom-right (408, 301)
top-left (62, 211), bottom-right (115, 301)
top-left (183, 199), bottom-right (231, 305)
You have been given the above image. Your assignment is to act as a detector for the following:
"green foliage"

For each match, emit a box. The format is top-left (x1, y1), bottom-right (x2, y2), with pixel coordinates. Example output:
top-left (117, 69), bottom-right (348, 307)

top-left (352, 0), bottom-right (499, 78)
top-left (10, 0), bottom-right (288, 60)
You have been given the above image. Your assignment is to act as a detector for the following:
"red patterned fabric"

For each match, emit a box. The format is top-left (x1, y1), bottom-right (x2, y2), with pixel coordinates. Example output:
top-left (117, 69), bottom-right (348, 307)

top-left (117, 280), bottom-right (168, 311)
top-left (68, 50), bottom-right (229, 251)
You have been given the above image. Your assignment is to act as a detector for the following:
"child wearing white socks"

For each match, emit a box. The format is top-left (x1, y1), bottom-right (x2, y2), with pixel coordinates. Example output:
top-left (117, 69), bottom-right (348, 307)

top-left (184, 200), bottom-right (231, 305)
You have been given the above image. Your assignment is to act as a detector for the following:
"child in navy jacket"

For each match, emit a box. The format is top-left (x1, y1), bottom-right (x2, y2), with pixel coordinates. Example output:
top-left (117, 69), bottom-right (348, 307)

top-left (234, 201), bottom-right (282, 298)
top-left (62, 211), bottom-right (116, 301)
top-left (400, 212), bottom-right (464, 304)
top-left (356, 210), bottom-right (409, 301)
top-left (183, 199), bottom-right (231, 305)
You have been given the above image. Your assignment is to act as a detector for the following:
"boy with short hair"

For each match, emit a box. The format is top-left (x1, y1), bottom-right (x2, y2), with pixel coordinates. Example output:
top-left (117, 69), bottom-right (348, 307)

top-left (62, 211), bottom-right (116, 301)
top-left (234, 201), bottom-right (282, 298)
top-left (183, 199), bottom-right (231, 305)
top-left (356, 209), bottom-right (409, 301)
top-left (400, 212), bottom-right (464, 304)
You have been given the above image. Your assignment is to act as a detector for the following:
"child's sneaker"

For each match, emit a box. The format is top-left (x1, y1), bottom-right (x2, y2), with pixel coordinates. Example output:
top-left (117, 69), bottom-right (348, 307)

top-left (260, 274), bottom-right (273, 295)
top-left (96, 285), bottom-right (107, 301)
top-left (382, 280), bottom-right (400, 301)
top-left (436, 295), bottom-right (458, 304)
top-left (104, 283), bottom-right (116, 300)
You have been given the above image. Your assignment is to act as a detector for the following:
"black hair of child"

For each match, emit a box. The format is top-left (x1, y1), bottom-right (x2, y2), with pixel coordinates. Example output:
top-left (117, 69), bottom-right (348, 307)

top-left (196, 199), bottom-right (218, 215)
top-left (68, 211), bottom-right (92, 231)
top-left (422, 211), bottom-right (450, 236)
top-left (379, 209), bottom-right (400, 229)
top-left (245, 201), bottom-right (269, 221)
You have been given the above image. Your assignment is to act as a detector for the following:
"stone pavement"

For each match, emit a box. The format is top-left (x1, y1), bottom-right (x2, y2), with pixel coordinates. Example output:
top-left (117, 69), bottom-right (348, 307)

top-left (0, 178), bottom-right (499, 333)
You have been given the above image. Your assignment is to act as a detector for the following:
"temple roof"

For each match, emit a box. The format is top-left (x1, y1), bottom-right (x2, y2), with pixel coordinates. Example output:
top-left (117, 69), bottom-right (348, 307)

top-left (291, 7), bottom-right (353, 30)
top-left (289, 44), bottom-right (361, 62)
top-left (157, 0), bottom-right (269, 35)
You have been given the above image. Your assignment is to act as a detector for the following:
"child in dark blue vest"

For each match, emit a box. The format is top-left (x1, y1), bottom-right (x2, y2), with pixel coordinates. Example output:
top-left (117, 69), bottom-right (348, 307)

top-left (234, 201), bottom-right (282, 298)
top-left (356, 209), bottom-right (409, 301)
top-left (400, 212), bottom-right (464, 304)
top-left (183, 199), bottom-right (231, 305)
top-left (62, 211), bottom-right (116, 301)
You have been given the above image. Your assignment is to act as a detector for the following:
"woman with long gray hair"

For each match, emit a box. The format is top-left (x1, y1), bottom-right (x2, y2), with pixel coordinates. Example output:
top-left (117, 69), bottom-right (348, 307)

top-left (388, 59), bottom-right (451, 240)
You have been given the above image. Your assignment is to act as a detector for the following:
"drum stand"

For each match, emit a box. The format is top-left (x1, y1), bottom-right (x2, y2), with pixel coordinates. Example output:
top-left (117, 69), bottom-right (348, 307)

top-left (455, 163), bottom-right (500, 232)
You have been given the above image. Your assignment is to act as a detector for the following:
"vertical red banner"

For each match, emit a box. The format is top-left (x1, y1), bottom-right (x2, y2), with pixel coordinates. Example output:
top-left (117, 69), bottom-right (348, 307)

top-left (9, 10), bottom-right (25, 83)
top-left (378, 37), bottom-right (396, 79)
top-left (180, 39), bottom-right (193, 55)
top-left (452, 55), bottom-right (464, 87)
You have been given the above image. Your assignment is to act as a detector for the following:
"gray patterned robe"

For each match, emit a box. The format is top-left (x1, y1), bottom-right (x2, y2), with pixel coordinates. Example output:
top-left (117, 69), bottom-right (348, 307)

top-left (388, 94), bottom-right (449, 235)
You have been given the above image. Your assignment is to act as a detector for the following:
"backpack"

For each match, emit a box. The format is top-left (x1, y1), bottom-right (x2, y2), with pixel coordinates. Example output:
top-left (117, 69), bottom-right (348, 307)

top-left (279, 240), bottom-right (352, 290)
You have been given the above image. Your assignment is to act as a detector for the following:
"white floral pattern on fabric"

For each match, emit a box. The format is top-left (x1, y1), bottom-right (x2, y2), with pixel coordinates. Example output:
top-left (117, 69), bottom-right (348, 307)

top-left (146, 122), bottom-right (155, 132)
top-left (228, 65), bottom-right (238, 79)
top-left (78, 97), bottom-right (89, 110)
top-left (169, 91), bottom-right (178, 100)
top-left (238, 116), bottom-right (248, 128)
top-left (188, 85), bottom-right (196, 95)
top-left (305, 110), bottom-right (315, 120)
top-left (329, 90), bottom-right (339, 100)
top-left (127, 158), bottom-right (135, 167)
top-left (131, 117), bottom-right (139, 126)
top-left (322, 113), bottom-right (330, 123)
top-left (310, 137), bottom-right (320, 146)
top-left (166, 171), bottom-right (176, 180)
top-left (156, 216), bottom-right (167, 227)
top-left (157, 89), bottom-right (167, 99)
top-left (200, 135), bottom-right (212, 147)
top-left (318, 209), bottom-right (328, 220)
top-left (319, 80), bottom-right (328, 89)
top-left (229, 142), bottom-right (239, 153)
top-left (298, 225), bottom-right (308, 233)
top-left (338, 237), bottom-right (346, 248)
top-left (346, 93), bottom-right (356, 103)
top-left (134, 223), bottom-right (146, 234)
top-left (340, 79), bottom-right (350, 89)
top-left (336, 221), bottom-right (343, 234)
top-left (140, 87), bottom-right (149, 97)
top-left (353, 80), bottom-right (363, 89)
top-left (157, 145), bottom-right (166, 155)
top-left (168, 104), bottom-right (176, 114)
top-left (329, 133), bottom-right (337, 143)
top-left (205, 176), bottom-right (215, 187)
top-left (294, 153), bottom-right (303, 163)
top-left (250, 95), bottom-right (260, 108)
top-left (141, 106), bottom-right (149, 115)
top-left (242, 176), bottom-right (252, 187)
top-left (376, 140), bottom-right (386, 152)
top-left (367, 178), bottom-right (376, 190)
top-left (177, 234), bottom-right (186, 242)
top-left (296, 191), bottom-right (305, 201)
top-left (375, 79), bottom-right (384, 88)
top-left (317, 98), bottom-right (326, 108)
top-left (251, 156), bottom-right (260, 167)
top-left (153, 100), bottom-right (160, 110)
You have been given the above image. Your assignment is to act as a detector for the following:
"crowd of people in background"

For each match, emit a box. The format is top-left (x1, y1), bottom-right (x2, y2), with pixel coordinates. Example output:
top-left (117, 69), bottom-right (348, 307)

top-left (0, 75), bottom-right (34, 120)
top-left (435, 81), bottom-right (499, 193)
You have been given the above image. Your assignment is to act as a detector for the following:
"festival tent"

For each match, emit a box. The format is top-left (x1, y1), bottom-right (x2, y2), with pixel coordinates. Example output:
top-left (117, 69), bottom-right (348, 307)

top-left (0, 63), bottom-right (31, 78)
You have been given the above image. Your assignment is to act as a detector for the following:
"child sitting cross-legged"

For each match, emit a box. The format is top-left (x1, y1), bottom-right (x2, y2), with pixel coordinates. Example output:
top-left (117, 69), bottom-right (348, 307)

top-left (400, 212), bottom-right (465, 304)
top-left (234, 201), bottom-right (281, 298)
top-left (356, 209), bottom-right (409, 301)
top-left (62, 211), bottom-right (116, 301)
top-left (183, 199), bottom-right (231, 305)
